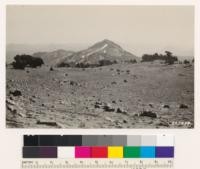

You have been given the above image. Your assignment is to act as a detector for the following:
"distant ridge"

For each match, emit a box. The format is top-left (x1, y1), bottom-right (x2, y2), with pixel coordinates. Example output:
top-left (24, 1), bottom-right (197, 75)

top-left (33, 49), bottom-right (74, 66)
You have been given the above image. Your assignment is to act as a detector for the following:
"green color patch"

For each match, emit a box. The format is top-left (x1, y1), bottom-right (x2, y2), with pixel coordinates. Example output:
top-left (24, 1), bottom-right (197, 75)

top-left (123, 146), bottom-right (140, 158)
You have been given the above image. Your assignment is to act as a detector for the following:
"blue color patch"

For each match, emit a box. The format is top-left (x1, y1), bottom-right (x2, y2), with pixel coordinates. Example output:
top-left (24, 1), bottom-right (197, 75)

top-left (140, 146), bottom-right (155, 158)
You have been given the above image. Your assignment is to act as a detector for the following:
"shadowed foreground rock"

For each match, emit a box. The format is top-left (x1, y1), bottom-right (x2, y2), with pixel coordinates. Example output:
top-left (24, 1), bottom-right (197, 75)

top-left (140, 110), bottom-right (157, 118)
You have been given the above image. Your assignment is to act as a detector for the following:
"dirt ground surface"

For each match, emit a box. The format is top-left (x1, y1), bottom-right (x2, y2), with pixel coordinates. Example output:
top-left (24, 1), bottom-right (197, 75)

top-left (6, 63), bottom-right (194, 128)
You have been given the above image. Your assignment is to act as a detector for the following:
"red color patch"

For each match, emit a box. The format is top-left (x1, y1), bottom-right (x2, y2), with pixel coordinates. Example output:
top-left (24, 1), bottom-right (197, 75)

top-left (91, 146), bottom-right (108, 158)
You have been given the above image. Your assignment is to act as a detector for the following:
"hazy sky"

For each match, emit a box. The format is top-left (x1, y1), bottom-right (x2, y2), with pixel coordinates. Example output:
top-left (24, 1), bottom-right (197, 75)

top-left (6, 5), bottom-right (194, 56)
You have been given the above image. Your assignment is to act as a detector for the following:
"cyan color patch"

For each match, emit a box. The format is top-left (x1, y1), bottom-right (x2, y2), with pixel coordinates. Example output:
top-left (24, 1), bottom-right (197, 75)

top-left (140, 146), bottom-right (155, 158)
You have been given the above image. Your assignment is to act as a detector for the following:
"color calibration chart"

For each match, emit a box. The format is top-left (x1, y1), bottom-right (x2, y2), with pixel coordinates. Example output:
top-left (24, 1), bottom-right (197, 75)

top-left (22, 135), bottom-right (174, 169)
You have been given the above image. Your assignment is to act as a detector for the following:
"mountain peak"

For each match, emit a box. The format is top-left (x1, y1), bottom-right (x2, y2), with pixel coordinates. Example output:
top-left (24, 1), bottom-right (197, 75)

top-left (102, 39), bottom-right (113, 43)
top-left (100, 39), bottom-right (118, 45)
top-left (91, 39), bottom-right (122, 50)
top-left (57, 39), bottom-right (138, 67)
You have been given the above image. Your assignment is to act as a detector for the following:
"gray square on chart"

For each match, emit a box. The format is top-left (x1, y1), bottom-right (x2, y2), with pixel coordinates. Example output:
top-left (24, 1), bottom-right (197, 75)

top-left (141, 135), bottom-right (156, 146)
top-left (97, 135), bottom-right (113, 146)
top-left (112, 135), bottom-right (127, 146)
top-left (82, 135), bottom-right (98, 146)
top-left (127, 135), bottom-right (141, 146)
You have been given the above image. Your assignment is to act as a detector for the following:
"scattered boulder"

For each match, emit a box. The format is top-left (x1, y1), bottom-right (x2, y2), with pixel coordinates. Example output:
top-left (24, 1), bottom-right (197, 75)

top-left (124, 79), bottom-right (128, 83)
top-left (94, 101), bottom-right (103, 108)
top-left (10, 90), bottom-right (22, 97)
top-left (36, 120), bottom-right (58, 127)
top-left (7, 104), bottom-right (17, 114)
top-left (111, 81), bottom-right (117, 85)
top-left (6, 98), bottom-right (16, 106)
top-left (116, 107), bottom-right (127, 115)
top-left (94, 101), bottom-right (128, 114)
top-left (29, 98), bottom-right (36, 103)
top-left (163, 105), bottom-right (170, 108)
top-left (149, 104), bottom-right (153, 108)
top-left (103, 103), bottom-right (115, 112)
top-left (112, 100), bottom-right (116, 104)
top-left (6, 98), bottom-right (25, 117)
top-left (116, 69), bottom-right (120, 72)
top-left (140, 110), bottom-right (157, 118)
top-left (9, 96), bottom-right (13, 100)
top-left (179, 104), bottom-right (188, 109)
top-left (123, 119), bottom-right (127, 123)
top-left (133, 113), bottom-right (140, 117)
top-left (157, 121), bottom-right (170, 127)
top-left (50, 67), bottom-right (54, 71)
top-left (132, 75), bottom-right (138, 79)
top-left (115, 121), bottom-right (123, 128)
top-left (70, 81), bottom-right (78, 86)
top-left (105, 116), bottom-right (115, 122)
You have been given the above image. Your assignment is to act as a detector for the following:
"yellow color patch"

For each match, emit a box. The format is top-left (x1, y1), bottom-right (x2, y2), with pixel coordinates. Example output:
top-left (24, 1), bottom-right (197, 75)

top-left (108, 146), bottom-right (123, 158)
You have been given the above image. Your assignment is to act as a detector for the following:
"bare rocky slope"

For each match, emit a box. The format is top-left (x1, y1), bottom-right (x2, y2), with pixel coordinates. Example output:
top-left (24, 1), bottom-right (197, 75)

top-left (6, 63), bottom-right (194, 128)
top-left (57, 39), bottom-right (139, 67)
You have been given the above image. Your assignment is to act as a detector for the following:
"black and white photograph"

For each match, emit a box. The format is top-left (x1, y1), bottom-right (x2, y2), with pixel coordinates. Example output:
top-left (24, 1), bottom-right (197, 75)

top-left (6, 5), bottom-right (194, 128)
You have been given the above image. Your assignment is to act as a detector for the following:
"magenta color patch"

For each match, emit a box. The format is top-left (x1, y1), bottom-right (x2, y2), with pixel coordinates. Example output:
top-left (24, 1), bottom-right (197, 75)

top-left (75, 146), bottom-right (91, 158)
